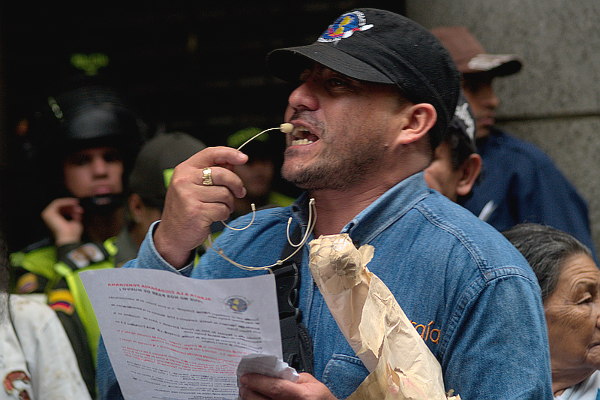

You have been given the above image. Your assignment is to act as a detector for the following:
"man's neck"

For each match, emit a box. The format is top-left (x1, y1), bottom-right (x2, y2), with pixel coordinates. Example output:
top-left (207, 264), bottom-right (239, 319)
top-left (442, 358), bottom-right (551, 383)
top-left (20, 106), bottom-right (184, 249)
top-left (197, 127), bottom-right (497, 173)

top-left (309, 184), bottom-right (392, 237)
top-left (305, 149), bottom-right (429, 236)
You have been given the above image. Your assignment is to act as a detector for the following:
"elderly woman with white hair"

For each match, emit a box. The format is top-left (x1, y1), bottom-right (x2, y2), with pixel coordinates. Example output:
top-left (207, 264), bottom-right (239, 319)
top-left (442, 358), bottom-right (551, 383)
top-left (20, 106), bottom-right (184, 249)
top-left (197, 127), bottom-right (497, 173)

top-left (503, 223), bottom-right (600, 399)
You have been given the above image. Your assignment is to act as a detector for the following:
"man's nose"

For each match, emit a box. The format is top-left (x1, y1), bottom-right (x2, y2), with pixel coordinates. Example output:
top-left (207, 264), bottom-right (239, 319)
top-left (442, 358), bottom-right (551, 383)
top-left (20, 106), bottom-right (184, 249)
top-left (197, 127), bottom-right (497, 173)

top-left (91, 156), bottom-right (109, 175)
top-left (482, 86), bottom-right (500, 110)
top-left (288, 81), bottom-right (319, 112)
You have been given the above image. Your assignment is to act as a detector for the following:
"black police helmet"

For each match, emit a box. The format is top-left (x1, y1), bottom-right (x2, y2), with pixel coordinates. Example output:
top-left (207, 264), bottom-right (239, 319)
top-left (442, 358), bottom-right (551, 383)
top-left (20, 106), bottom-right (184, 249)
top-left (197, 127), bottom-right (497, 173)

top-left (45, 84), bottom-right (144, 159)
top-left (30, 83), bottom-right (146, 200)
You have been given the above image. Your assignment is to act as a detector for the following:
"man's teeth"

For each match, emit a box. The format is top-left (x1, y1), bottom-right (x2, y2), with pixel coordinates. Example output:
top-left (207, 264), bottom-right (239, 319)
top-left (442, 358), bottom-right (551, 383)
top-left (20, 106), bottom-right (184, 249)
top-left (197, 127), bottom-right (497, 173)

top-left (291, 127), bottom-right (314, 145)
top-left (292, 138), bottom-right (314, 145)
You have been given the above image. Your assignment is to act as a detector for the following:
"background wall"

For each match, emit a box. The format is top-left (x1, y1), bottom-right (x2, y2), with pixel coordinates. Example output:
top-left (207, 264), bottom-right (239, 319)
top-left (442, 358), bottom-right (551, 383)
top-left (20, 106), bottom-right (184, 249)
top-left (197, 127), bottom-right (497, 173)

top-left (407, 0), bottom-right (600, 252)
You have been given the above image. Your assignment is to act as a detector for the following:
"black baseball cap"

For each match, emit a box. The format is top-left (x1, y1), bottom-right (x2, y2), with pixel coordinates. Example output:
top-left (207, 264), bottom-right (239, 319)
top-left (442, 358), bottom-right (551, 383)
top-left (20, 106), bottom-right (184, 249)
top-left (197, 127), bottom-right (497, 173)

top-left (266, 8), bottom-right (460, 148)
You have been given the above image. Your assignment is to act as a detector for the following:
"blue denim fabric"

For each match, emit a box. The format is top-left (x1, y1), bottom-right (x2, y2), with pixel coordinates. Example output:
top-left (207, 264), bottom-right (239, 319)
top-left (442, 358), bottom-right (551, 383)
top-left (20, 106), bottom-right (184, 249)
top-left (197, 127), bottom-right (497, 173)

top-left (462, 127), bottom-right (596, 261)
top-left (97, 172), bottom-right (553, 399)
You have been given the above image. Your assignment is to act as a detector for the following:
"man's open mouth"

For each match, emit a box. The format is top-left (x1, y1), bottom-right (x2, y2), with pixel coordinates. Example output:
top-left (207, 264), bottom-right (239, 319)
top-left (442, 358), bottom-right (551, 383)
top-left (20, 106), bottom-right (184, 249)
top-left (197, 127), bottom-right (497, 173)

top-left (291, 126), bottom-right (319, 146)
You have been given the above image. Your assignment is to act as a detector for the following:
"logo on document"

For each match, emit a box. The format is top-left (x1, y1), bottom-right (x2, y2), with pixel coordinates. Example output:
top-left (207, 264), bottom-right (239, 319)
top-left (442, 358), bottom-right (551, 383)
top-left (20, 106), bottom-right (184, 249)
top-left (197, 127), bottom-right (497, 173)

top-left (225, 296), bottom-right (249, 313)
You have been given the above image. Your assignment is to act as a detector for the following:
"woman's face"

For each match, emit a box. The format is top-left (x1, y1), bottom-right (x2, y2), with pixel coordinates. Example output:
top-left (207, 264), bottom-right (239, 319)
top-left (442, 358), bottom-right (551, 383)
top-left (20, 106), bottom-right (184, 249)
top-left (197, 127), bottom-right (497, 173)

top-left (545, 253), bottom-right (600, 375)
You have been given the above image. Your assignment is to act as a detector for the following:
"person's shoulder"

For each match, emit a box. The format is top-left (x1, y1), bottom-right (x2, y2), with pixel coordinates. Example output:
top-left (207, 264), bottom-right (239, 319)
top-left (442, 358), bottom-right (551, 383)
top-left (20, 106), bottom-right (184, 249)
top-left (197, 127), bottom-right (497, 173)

top-left (10, 238), bottom-right (55, 271)
top-left (9, 294), bottom-right (56, 329)
top-left (10, 239), bottom-right (56, 294)
top-left (418, 190), bottom-right (485, 228)
top-left (10, 293), bottom-right (52, 309)
top-left (12, 237), bottom-right (54, 256)
top-left (417, 193), bottom-right (531, 272)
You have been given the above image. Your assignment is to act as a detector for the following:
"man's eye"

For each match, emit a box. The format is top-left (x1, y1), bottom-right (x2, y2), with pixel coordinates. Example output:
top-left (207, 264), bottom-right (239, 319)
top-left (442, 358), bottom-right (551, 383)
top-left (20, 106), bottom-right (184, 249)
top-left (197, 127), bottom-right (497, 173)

top-left (328, 78), bottom-right (347, 87)
top-left (103, 151), bottom-right (123, 163)
top-left (326, 77), bottom-right (355, 92)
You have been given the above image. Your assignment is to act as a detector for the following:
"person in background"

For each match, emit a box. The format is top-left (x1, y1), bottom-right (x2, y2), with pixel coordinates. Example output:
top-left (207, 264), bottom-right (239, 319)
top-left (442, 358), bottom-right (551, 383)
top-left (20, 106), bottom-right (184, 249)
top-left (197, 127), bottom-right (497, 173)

top-left (503, 223), bottom-right (600, 399)
top-left (0, 230), bottom-right (91, 399)
top-left (431, 26), bottom-right (596, 258)
top-left (9, 81), bottom-right (144, 397)
top-left (424, 92), bottom-right (482, 202)
top-left (97, 8), bottom-right (552, 399)
top-left (113, 131), bottom-right (207, 267)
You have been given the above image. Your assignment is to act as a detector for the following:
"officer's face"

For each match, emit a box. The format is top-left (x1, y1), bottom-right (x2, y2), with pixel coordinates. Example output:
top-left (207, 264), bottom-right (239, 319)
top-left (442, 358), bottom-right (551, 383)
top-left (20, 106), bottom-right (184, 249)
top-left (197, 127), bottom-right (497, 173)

top-left (62, 146), bottom-right (124, 198)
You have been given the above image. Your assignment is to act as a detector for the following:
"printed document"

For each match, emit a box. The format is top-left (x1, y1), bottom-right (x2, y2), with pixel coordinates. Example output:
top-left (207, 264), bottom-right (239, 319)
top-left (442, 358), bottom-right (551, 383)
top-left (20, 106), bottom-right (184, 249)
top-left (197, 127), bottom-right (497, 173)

top-left (81, 268), bottom-right (282, 400)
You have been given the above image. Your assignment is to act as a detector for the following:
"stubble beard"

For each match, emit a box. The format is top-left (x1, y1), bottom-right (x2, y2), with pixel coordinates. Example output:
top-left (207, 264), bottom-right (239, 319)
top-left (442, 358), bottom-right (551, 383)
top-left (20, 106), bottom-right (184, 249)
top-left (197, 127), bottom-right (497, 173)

top-left (282, 141), bottom-right (380, 191)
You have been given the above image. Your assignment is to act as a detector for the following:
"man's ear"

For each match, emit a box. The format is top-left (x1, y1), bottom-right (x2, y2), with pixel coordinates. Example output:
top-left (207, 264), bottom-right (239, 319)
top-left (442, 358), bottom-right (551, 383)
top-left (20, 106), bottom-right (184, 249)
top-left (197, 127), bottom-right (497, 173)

top-left (397, 103), bottom-right (437, 145)
top-left (456, 153), bottom-right (483, 197)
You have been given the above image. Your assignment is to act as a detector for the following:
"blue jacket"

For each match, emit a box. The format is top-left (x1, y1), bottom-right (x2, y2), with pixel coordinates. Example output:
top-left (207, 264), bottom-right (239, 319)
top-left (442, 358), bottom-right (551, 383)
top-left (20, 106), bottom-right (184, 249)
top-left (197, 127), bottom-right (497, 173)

top-left (461, 128), bottom-right (596, 260)
top-left (97, 172), bottom-right (553, 399)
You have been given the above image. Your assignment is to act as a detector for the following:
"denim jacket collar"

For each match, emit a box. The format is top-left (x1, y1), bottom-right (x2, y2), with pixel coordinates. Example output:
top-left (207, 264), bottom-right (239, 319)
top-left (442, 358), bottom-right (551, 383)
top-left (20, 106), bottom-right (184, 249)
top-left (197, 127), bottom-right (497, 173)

top-left (290, 171), bottom-right (429, 244)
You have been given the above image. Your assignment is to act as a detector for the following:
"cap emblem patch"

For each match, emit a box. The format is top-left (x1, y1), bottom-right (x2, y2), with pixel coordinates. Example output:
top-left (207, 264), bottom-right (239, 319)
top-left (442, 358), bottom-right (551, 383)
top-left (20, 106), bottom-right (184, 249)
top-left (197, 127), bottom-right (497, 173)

top-left (455, 101), bottom-right (475, 141)
top-left (318, 11), bottom-right (373, 43)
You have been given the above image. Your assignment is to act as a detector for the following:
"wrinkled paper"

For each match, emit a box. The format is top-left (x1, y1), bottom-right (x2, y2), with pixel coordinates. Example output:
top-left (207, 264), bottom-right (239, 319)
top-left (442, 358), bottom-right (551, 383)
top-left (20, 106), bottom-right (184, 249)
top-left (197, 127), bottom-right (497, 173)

top-left (309, 234), bottom-right (461, 400)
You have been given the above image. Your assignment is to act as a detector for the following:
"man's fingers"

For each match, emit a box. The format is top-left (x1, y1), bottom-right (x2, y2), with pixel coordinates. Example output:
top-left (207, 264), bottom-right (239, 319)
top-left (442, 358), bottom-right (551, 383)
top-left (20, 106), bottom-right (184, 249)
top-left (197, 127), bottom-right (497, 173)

top-left (239, 373), bottom-right (337, 400)
top-left (239, 374), bottom-right (294, 398)
top-left (185, 186), bottom-right (237, 223)
top-left (187, 146), bottom-right (248, 168)
top-left (152, 146), bottom-right (249, 267)
top-left (172, 147), bottom-right (248, 199)
top-left (189, 166), bottom-right (247, 199)
top-left (42, 198), bottom-right (83, 219)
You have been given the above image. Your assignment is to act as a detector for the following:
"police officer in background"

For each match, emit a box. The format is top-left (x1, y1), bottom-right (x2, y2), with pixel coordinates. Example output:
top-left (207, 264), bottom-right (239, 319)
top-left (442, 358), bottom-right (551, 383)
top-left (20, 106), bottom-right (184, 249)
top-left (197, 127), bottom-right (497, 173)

top-left (9, 81), bottom-right (144, 398)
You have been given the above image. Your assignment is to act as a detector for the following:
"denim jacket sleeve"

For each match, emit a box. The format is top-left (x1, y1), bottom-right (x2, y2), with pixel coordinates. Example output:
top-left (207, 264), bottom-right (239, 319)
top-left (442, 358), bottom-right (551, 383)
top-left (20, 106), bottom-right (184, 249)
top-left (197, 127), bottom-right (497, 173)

top-left (440, 267), bottom-right (553, 399)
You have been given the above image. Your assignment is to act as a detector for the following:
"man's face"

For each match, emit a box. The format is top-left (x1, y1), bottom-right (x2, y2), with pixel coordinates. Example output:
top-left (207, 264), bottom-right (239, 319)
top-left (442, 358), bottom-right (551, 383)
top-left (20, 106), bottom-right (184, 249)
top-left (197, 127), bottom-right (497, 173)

top-left (462, 73), bottom-right (499, 139)
top-left (281, 64), bottom-right (405, 190)
top-left (62, 146), bottom-right (124, 198)
top-left (544, 253), bottom-right (600, 376)
top-left (424, 141), bottom-right (463, 202)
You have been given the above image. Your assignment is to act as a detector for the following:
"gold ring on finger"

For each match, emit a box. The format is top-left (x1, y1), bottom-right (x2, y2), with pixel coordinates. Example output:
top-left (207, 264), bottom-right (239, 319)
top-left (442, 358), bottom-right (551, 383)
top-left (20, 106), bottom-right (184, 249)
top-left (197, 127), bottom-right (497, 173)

top-left (202, 167), bottom-right (213, 186)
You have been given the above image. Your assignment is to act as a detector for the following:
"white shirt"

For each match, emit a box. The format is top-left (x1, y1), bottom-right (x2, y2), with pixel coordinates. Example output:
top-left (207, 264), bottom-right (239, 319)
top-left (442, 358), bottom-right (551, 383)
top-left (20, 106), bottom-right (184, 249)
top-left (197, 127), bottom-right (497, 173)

top-left (0, 294), bottom-right (91, 400)
top-left (555, 370), bottom-right (600, 400)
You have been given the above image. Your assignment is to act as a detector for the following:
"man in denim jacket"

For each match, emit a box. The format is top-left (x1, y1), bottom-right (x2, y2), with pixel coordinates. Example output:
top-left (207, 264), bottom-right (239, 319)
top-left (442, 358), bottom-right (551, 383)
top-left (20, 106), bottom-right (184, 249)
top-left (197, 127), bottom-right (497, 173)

top-left (97, 8), bottom-right (553, 399)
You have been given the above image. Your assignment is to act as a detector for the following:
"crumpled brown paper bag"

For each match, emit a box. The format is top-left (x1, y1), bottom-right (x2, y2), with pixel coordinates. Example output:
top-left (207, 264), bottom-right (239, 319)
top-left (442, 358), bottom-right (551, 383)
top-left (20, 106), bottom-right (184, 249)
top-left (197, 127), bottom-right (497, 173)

top-left (309, 234), bottom-right (460, 400)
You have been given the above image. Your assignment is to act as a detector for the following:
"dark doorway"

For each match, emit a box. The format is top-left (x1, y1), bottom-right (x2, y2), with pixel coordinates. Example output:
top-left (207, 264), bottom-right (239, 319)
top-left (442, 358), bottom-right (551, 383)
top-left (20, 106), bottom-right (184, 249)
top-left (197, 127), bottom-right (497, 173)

top-left (0, 2), bottom-right (405, 251)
